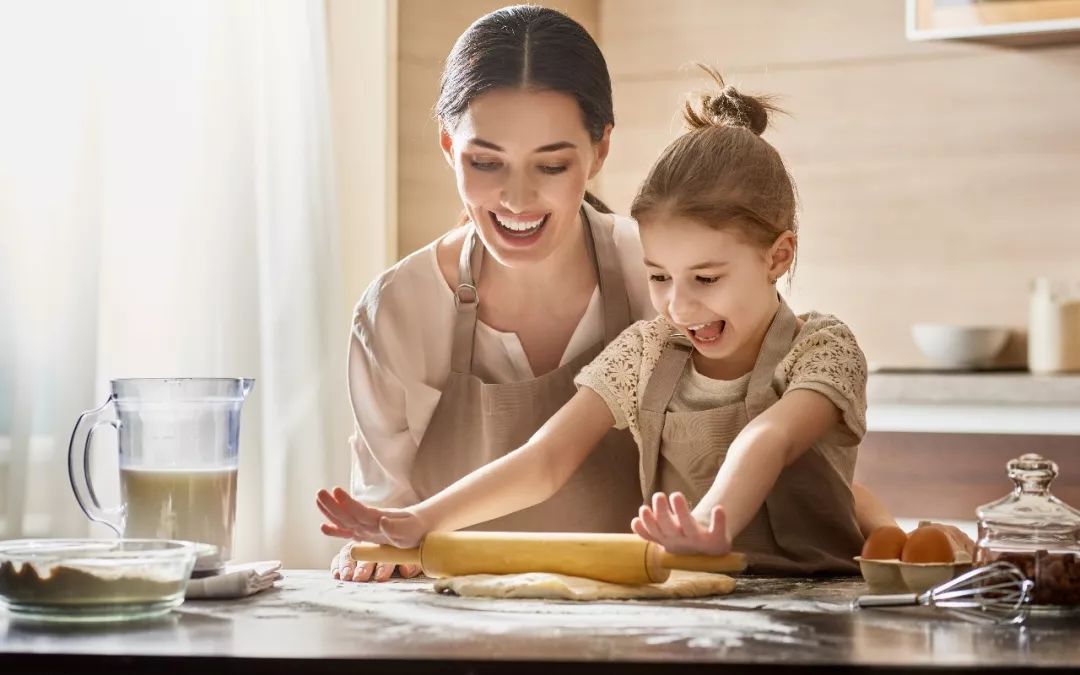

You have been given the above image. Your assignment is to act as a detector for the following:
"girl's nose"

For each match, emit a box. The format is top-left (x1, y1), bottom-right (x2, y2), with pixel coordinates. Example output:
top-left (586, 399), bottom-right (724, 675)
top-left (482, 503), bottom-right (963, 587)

top-left (668, 282), bottom-right (699, 320)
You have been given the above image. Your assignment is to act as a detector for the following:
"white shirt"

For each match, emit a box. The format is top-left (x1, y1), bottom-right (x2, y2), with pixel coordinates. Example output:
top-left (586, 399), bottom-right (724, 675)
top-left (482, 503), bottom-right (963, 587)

top-left (348, 214), bottom-right (655, 507)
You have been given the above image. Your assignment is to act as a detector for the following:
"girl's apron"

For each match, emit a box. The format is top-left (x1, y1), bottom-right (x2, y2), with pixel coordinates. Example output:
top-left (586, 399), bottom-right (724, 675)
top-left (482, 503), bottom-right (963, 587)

top-left (636, 297), bottom-right (864, 573)
top-left (411, 205), bottom-right (643, 532)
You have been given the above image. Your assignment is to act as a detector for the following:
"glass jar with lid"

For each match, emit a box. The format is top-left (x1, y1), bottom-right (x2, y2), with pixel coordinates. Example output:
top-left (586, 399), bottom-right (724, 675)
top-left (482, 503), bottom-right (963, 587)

top-left (975, 453), bottom-right (1080, 611)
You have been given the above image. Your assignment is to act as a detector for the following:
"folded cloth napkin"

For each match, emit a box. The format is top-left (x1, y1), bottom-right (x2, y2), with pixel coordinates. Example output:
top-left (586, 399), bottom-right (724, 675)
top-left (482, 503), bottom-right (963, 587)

top-left (185, 561), bottom-right (283, 599)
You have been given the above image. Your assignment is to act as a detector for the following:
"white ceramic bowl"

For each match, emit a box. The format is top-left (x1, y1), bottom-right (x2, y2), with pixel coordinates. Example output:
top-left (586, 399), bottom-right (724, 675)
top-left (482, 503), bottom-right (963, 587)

top-left (911, 324), bottom-right (1009, 369)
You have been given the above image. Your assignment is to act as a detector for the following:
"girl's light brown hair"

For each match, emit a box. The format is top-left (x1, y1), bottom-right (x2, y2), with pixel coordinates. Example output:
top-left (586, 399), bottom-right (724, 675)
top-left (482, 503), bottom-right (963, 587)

top-left (630, 66), bottom-right (797, 265)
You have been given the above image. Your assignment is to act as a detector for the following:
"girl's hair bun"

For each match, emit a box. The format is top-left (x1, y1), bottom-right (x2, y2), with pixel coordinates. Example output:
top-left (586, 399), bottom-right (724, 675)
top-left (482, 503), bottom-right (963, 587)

top-left (683, 65), bottom-right (778, 136)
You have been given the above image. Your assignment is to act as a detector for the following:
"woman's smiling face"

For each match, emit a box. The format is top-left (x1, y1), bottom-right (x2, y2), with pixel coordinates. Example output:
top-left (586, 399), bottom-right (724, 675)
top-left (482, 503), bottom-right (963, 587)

top-left (641, 214), bottom-right (793, 376)
top-left (440, 88), bottom-right (610, 268)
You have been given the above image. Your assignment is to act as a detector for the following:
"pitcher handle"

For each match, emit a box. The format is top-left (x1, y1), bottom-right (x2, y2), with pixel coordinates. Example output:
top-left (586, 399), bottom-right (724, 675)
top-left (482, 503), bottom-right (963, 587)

top-left (67, 396), bottom-right (123, 535)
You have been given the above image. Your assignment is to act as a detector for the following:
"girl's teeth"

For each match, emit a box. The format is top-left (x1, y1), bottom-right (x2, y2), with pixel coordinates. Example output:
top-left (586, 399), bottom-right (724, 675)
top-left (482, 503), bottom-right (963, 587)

top-left (688, 321), bottom-right (724, 342)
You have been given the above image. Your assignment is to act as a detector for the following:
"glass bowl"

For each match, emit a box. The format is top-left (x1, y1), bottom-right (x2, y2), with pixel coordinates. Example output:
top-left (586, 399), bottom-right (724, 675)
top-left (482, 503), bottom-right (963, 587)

top-left (0, 539), bottom-right (199, 622)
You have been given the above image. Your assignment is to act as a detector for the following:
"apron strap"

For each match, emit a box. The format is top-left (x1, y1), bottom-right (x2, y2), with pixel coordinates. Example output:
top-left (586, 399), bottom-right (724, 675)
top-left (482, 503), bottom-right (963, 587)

top-left (637, 334), bottom-right (693, 496)
top-left (581, 203), bottom-right (632, 344)
top-left (640, 337), bottom-right (693, 414)
top-left (744, 294), bottom-right (798, 420)
top-left (450, 226), bottom-right (484, 374)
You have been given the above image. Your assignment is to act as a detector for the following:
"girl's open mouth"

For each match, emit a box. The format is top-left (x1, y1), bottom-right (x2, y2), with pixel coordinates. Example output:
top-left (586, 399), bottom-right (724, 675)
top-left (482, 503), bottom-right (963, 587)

top-left (687, 320), bottom-right (725, 345)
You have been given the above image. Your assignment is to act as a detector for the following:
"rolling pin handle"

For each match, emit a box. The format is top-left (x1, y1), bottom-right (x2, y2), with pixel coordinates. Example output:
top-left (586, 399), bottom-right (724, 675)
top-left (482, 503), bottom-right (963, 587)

top-left (657, 550), bottom-right (747, 575)
top-left (348, 543), bottom-right (423, 566)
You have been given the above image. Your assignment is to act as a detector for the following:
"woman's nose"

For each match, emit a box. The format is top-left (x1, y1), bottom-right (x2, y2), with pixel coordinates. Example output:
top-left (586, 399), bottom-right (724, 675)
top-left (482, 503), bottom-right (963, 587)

top-left (500, 170), bottom-right (536, 211)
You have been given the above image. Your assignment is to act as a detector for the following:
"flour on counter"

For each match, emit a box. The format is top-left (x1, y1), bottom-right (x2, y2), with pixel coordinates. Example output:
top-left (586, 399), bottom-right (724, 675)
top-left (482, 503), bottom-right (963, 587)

top-left (196, 571), bottom-right (843, 651)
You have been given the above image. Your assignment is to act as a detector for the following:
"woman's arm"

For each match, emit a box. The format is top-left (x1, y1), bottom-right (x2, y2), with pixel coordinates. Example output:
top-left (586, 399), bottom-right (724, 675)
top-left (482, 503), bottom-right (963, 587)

top-left (318, 387), bottom-right (616, 548)
top-left (337, 306), bottom-right (430, 581)
top-left (348, 304), bottom-right (425, 509)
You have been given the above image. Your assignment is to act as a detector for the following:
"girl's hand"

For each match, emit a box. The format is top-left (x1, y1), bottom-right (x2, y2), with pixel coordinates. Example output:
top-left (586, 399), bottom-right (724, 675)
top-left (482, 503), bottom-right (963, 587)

top-left (316, 486), bottom-right (430, 549)
top-left (631, 492), bottom-right (731, 556)
top-left (329, 542), bottom-right (423, 582)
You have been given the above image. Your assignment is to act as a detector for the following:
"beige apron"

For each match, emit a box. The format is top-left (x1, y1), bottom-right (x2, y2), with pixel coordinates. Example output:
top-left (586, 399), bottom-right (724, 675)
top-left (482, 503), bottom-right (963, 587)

top-left (637, 297), bottom-right (864, 574)
top-left (411, 205), bottom-right (643, 532)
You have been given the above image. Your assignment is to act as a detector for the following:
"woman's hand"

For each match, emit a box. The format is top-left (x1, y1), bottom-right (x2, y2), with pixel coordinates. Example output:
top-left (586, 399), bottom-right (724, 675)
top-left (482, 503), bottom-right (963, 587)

top-left (316, 486), bottom-right (430, 549)
top-left (631, 492), bottom-right (731, 556)
top-left (329, 542), bottom-right (423, 582)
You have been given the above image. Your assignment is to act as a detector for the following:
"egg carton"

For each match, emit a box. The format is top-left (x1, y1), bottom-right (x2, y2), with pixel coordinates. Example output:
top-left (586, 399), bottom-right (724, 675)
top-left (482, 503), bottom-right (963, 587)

top-left (855, 552), bottom-right (974, 594)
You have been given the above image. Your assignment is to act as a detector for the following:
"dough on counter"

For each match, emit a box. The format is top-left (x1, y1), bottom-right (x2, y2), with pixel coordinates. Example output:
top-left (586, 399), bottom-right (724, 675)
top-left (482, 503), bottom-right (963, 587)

top-left (433, 570), bottom-right (736, 601)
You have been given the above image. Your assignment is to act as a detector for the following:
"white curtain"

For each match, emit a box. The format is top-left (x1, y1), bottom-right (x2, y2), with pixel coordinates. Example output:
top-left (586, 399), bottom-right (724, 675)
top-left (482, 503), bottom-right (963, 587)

top-left (0, 0), bottom-right (351, 567)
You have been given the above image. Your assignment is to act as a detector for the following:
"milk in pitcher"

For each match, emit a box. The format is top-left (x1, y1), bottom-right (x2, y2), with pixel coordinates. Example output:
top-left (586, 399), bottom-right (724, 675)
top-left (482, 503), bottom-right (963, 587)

top-left (120, 467), bottom-right (238, 562)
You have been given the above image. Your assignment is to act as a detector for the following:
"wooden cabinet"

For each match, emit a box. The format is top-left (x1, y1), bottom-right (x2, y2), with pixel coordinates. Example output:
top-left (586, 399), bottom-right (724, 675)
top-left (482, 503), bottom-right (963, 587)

top-left (907, 0), bottom-right (1080, 44)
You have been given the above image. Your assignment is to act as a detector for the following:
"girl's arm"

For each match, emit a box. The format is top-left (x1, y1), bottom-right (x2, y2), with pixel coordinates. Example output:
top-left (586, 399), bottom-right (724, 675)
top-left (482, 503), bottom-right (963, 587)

top-left (852, 481), bottom-right (898, 536)
top-left (317, 387), bottom-right (615, 548)
top-left (633, 388), bottom-right (842, 554)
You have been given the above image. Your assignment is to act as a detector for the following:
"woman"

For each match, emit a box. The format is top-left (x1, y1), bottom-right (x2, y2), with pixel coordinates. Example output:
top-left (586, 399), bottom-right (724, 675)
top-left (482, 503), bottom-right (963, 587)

top-left (331, 5), bottom-right (897, 582)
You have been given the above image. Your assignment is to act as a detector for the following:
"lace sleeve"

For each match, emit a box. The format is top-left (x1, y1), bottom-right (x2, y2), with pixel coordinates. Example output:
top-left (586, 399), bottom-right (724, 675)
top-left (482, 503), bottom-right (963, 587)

top-left (574, 322), bottom-right (648, 434)
top-left (574, 318), bottom-right (672, 448)
top-left (782, 317), bottom-right (868, 446)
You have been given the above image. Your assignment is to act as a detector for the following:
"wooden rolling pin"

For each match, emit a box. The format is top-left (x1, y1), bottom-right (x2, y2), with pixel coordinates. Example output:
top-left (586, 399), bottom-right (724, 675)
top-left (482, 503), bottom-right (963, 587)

top-left (350, 531), bottom-right (746, 585)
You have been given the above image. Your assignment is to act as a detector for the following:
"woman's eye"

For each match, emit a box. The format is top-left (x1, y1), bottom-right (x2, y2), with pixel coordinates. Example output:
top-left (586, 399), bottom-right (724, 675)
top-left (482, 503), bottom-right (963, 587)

top-left (538, 165), bottom-right (568, 175)
top-left (648, 274), bottom-right (670, 283)
top-left (469, 159), bottom-right (502, 172)
top-left (695, 276), bottom-right (720, 285)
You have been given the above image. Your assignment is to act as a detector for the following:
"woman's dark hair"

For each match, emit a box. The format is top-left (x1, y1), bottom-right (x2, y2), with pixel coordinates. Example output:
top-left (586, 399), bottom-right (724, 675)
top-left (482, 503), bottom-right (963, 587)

top-left (436, 5), bottom-right (613, 213)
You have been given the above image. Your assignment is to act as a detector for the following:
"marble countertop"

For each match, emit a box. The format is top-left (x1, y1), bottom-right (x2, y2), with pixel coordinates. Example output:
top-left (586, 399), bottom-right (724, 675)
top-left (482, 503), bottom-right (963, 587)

top-left (2, 571), bottom-right (1077, 673)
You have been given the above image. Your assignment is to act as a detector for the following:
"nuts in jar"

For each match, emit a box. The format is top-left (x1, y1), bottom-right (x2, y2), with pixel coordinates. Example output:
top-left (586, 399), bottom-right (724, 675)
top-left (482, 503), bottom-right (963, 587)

top-left (977, 549), bottom-right (1080, 607)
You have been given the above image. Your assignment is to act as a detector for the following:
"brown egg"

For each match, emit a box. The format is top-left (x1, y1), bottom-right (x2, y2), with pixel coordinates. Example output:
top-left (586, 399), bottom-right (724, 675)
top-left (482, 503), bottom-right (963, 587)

top-left (861, 525), bottom-right (908, 560)
top-left (901, 525), bottom-right (955, 563)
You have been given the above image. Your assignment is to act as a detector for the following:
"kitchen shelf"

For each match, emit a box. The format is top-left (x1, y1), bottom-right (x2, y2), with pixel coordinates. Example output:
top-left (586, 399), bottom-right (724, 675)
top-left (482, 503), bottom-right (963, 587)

top-left (907, 0), bottom-right (1080, 45)
top-left (867, 371), bottom-right (1080, 435)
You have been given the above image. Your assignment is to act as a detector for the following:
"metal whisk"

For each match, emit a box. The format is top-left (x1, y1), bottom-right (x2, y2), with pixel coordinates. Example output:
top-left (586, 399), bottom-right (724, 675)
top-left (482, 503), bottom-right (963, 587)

top-left (853, 561), bottom-right (1034, 625)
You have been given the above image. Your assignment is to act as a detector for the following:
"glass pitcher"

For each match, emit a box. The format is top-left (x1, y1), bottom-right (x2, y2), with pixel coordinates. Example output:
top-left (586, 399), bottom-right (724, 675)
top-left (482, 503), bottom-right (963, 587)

top-left (67, 378), bottom-right (254, 573)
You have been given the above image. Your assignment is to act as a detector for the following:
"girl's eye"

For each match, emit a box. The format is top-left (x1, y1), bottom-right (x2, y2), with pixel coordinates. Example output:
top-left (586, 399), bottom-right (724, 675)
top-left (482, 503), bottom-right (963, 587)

top-left (648, 274), bottom-right (670, 283)
top-left (469, 159), bottom-right (502, 172)
top-left (695, 276), bottom-right (721, 285)
top-left (538, 165), bottom-right (568, 175)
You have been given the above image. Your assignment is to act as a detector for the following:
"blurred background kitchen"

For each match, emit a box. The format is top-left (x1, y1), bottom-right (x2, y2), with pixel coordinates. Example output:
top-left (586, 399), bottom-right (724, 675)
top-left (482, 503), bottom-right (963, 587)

top-left (1, 0), bottom-right (1078, 568)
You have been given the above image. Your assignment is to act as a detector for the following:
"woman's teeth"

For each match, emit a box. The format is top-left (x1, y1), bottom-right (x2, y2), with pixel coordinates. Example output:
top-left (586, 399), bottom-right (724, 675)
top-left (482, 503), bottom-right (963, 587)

top-left (493, 212), bottom-right (547, 236)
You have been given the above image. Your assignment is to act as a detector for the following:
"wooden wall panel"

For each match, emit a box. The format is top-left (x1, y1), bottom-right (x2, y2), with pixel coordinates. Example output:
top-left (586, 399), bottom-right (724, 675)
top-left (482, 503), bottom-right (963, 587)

top-left (599, 0), bottom-right (977, 76)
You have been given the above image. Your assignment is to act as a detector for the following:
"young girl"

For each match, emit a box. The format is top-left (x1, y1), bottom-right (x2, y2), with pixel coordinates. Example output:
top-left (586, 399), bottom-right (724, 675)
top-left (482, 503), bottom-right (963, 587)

top-left (320, 69), bottom-right (894, 573)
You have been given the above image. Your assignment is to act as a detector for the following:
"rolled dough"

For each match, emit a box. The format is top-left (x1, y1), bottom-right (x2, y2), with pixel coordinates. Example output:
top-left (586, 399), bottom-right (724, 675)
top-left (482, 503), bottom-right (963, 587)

top-left (433, 570), bottom-right (736, 601)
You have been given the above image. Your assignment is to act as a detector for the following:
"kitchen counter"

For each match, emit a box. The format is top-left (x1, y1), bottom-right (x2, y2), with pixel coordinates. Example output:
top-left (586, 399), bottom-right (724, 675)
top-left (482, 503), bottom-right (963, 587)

top-left (2, 570), bottom-right (1077, 673)
top-left (867, 371), bottom-right (1080, 435)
